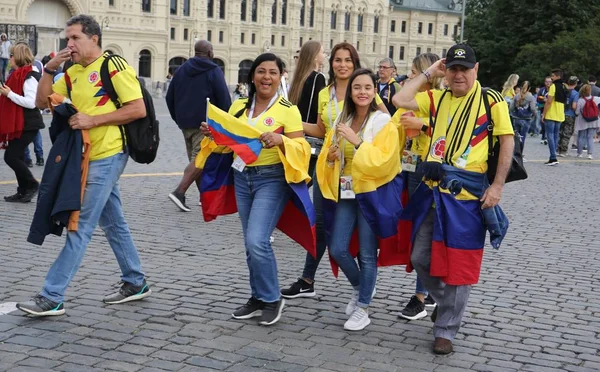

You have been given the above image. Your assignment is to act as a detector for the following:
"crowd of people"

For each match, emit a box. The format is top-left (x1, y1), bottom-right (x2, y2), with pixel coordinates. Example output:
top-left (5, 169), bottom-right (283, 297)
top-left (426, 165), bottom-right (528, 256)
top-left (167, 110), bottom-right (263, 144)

top-left (0, 14), bottom-right (596, 357)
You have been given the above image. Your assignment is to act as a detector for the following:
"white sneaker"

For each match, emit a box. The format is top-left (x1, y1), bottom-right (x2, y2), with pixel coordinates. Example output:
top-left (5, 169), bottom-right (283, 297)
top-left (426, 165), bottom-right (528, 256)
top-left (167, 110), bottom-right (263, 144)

top-left (344, 307), bottom-right (371, 331)
top-left (577, 154), bottom-right (583, 158)
top-left (345, 289), bottom-right (359, 316)
top-left (588, 155), bottom-right (593, 160)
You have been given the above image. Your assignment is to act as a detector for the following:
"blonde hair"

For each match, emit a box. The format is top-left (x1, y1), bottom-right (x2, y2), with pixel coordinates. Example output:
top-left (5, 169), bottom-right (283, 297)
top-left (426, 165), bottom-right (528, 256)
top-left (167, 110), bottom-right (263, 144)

top-left (10, 43), bottom-right (34, 68)
top-left (412, 53), bottom-right (443, 90)
top-left (579, 84), bottom-right (592, 98)
top-left (502, 74), bottom-right (519, 96)
top-left (288, 40), bottom-right (322, 105)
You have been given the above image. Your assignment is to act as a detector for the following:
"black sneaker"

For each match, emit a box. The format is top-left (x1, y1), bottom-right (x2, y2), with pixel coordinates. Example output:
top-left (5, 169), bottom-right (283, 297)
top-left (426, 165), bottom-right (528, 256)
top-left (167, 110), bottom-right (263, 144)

top-left (281, 278), bottom-right (316, 299)
top-left (232, 297), bottom-right (264, 319)
top-left (544, 159), bottom-right (559, 166)
top-left (431, 305), bottom-right (438, 323)
top-left (4, 192), bottom-right (24, 202)
top-left (103, 280), bottom-right (151, 304)
top-left (259, 298), bottom-right (285, 326)
top-left (168, 191), bottom-right (191, 212)
top-left (20, 185), bottom-right (39, 203)
top-left (36, 157), bottom-right (44, 166)
top-left (16, 295), bottom-right (65, 317)
top-left (398, 295), bottom-right (427, 321)
top-left (424, 294), bottom-right (437, 308)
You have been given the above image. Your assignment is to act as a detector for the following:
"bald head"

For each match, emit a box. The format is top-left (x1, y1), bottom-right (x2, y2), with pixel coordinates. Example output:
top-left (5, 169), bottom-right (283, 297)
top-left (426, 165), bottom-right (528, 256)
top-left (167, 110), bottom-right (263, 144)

top-left (195, 40), bottom-right (213, 59)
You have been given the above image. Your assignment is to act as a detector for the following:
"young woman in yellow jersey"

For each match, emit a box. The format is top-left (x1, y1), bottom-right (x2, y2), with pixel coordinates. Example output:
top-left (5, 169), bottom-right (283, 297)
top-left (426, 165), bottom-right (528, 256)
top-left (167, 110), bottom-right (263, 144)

top-left (205, 54), bottom-right (305, 326)
top-left (392, 53), bottom-right (444, 321)
top-left (281, 42), bottom-right (388, 300)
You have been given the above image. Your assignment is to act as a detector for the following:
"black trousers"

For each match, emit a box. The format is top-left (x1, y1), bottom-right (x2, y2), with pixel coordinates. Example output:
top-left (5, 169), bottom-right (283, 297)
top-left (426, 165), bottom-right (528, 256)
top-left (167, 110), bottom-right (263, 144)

top-left (4, 130), bottom-right (39, 194)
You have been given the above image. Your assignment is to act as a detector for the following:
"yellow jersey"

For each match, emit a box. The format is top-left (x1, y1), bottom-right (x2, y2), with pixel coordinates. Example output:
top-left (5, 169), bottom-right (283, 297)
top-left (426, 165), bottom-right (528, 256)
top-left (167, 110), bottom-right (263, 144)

top-left (53, 53), bottom-right (143, 161)
top-left (228, 96), bottom-right (303, 166)
top-left (545, 84), bottom-right (565, 122)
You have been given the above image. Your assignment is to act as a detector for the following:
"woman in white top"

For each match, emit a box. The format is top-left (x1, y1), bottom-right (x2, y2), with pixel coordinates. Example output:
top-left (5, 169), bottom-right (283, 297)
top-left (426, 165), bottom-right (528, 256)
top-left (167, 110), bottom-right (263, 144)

top-left (0, 33), bottom-right (11, 80)
top-left (575, 84), bottom-right (600, 159)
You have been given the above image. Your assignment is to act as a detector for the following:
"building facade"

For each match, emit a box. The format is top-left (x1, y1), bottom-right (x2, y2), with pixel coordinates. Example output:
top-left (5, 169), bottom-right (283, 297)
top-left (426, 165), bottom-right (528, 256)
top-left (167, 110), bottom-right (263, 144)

top-left (0, 0), bottom-right (461, 86)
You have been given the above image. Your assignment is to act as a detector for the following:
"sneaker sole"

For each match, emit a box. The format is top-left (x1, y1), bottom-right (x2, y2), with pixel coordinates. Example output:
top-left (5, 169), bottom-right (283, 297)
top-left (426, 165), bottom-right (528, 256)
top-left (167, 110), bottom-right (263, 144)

top-left (344, 317), bottom-right (371, 331)
top-left (232, 310), bottom-right (262, 320)
top-left (398, 309), bottom-right (428, 321)
top-left (16, 305), bottom-right (65, 317)
top-left (259, 299), bottom-right (285, 326)
top-left (168, 194), bottom-right (191, 212)
top-left (281, 291), bottom-right (316, 299)
top-left (104, 289), bottom-right (152, 305)
top-left (425, 303), bottom-right (437, 308)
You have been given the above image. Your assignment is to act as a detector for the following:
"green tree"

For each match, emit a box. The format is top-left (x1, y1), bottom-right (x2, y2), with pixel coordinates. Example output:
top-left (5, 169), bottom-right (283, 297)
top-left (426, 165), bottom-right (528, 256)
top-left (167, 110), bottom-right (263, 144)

top-left (463, 0), bottom-right (600, 87)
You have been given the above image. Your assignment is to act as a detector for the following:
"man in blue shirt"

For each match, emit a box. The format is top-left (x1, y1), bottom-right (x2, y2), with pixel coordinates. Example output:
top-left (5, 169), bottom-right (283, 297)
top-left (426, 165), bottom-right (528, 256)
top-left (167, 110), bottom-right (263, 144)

top-left (558, 76), bottom-right (579, 157)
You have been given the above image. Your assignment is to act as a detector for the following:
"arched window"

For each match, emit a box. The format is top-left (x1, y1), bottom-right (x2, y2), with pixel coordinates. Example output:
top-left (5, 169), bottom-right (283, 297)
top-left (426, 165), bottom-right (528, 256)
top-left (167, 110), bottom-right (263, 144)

top-left (238, 59), bottom-right (253, 84)
top-left (168, 57), bottom-right (187, 76)
top-left (241, 0), bottom-right (247, 21)
top-left (309, 0), bottom-right (314, 27)
top-left (214, 58), bottom-right (226, 75)
top-left (271, 0), bottom-right (277, 24)
top-left (219, 0), bottom-right (226, 19)
top-left (139, 49), bottom-right (152, 78)
top-left (282, 0), bottom-right (287, 25)
top-left (300, 0), bottom-right (305, 26)
top-left (251, 0), bottom-right (258, 22)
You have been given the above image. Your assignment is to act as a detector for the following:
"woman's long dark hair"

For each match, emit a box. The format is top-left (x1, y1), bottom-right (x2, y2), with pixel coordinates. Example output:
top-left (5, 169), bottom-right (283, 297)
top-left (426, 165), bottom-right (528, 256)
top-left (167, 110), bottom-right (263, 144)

top-left (245, 53), bottom-right (284, 109)
top-left (328, 42), bottom-right (361, 86)
top-left (338, 68), bottom-right (379, 124)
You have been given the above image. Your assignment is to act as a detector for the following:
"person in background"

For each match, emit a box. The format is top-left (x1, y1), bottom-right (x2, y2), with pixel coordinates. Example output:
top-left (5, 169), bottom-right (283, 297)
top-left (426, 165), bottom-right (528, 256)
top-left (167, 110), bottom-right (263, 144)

top-left (535, 77), bottom-right (552, 143)
top-left (392, 53), bottom-right (443, 321)
top-left (377, 58), bottom-right (401, 116)
top-left (575, 84), bottom-right (600, 159)
top-left (501, 74), bottom-right (519, 103)
top-left (557, 76), bottom-right (579, 157)
top-left (586, 76), bottom-right (600, 97)
top-left (166, 40), bottom-right (231, 212)
top-left (541, 69), bottom-right (566, 166)
top-left (0, 33), bottom-right (11, 80)
top-left (0, 43), bottom-right (44, 202)
top-left (510, 81), bottom-right (536, 157)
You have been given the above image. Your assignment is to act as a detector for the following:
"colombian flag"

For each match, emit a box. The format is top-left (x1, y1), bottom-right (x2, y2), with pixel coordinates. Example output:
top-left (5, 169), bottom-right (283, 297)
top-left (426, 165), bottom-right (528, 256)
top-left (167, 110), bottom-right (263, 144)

top-left (316, 116), bottom-right (405, 277)
top-left (196, 104), bottom-right (316, 257)
top-left (397, 182), bottom-right (486, 285)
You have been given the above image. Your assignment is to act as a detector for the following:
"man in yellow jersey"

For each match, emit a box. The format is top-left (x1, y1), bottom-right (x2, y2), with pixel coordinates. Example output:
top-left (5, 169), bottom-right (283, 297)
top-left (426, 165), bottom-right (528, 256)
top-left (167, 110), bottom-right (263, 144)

top-left (541, 68), bottom-right (566, 165)
top-left (393, 44), bottom-right (514, 354)
top-left (17, 15), bottom-right (151, 317)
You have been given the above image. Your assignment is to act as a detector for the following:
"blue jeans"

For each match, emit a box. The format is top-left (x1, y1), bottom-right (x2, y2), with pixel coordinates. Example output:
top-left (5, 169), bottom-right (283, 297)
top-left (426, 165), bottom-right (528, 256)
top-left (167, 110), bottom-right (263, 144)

top-left (407, 171), bottom-right (428, 297)
top-left (233, 164), bottom-right (291, 303)
top-left (578, 128), bottom-right (596, 155)
top-left (41, 152), bottom-right (145, 303)
top-left (513, 118), bottom-right (532, 152)
top-left (302, 170), bottom-right (326, 281)
top-left (531, 109), bottom-right (541, 135)
top-left (0, 57), bottom-right (8, 79)
top-left (545, 120), bottom-right (561, 159)
top-left (329, 199), bottom-right (378, 308)
top-left (24, 131), bottom-right (43, 162)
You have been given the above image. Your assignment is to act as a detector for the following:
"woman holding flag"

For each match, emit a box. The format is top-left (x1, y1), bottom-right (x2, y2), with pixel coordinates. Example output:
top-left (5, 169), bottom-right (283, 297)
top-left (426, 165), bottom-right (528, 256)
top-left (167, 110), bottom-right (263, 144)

top-left (316, 69), bottom-right (402, 331)
top-left (281, 42), bottom-right (388, 300)
top-left (199, 53), bottom-right (313, 326)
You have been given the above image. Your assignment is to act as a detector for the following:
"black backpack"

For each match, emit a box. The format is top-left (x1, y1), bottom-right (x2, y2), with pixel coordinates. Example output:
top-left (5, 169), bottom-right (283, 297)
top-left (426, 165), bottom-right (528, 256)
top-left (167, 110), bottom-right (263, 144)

top-left (100, 54), bottom-right (159, 164)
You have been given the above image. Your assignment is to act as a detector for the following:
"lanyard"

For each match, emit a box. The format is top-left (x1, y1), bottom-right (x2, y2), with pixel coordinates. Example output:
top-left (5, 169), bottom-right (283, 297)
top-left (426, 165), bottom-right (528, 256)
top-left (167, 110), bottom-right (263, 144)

top-left (339, 113), bottom-right (369, 173)
top-left (247, 94), bottom-right (279, 126)
top-left (328, 86), bottom-right (340, 128)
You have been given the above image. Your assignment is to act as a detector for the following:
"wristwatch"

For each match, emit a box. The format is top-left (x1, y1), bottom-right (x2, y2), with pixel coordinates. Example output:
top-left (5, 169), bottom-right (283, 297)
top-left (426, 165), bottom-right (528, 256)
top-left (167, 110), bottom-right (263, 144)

top-left (44, 67), bottom-right (58, 76)
top-left (421, 124), bottom-right (428, 132)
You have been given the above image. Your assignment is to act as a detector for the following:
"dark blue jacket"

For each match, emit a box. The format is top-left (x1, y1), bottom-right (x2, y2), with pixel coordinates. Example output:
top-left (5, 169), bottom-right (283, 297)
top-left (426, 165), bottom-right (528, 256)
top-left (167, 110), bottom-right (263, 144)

top-left (166, 57), bottom-right (231, 130)
top-left (28, 104), bottom-right (82, 245)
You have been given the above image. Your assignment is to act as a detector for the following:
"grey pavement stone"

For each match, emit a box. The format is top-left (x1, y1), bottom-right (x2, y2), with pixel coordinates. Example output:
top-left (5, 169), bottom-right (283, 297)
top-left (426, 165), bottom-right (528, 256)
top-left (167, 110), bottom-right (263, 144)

top-left (1, 97), bottom-right (599, 372)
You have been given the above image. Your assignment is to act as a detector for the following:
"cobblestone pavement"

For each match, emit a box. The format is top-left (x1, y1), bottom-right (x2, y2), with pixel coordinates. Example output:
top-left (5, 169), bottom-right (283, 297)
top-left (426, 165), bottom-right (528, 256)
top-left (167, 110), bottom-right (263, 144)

top-left (1, 98), bottom-right (599, 372)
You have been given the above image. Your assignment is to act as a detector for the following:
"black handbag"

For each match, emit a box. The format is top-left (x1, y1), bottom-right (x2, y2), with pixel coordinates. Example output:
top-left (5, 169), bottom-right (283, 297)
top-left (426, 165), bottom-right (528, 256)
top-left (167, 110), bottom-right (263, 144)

top-left (482, 88), bottom-right (528, 184)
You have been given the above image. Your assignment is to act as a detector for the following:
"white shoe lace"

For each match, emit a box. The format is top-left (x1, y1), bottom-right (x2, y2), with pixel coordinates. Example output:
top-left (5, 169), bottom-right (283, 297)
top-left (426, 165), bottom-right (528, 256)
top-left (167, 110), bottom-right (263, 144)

top-left (349, 307), bottom-right (368, 324)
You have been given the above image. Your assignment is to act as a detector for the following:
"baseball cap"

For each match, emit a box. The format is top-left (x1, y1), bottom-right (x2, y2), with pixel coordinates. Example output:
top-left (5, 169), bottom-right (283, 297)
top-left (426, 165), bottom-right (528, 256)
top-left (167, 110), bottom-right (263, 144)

top-left (445, 44), bottom-right (477, 69)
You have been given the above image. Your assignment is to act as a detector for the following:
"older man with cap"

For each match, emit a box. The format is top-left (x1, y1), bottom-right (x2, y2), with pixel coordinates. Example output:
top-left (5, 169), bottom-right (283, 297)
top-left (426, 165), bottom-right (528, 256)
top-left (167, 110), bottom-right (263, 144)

top-left (377, 57), bottom-right (401, 116)
top-left (392, 44), bottom-right (514, 354)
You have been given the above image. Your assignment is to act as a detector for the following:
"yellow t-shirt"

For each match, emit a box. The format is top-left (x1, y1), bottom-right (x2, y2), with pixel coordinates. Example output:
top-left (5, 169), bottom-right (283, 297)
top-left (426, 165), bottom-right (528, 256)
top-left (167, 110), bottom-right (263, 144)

top-left (545, 84), bottom-right (565, 122)
top-left (317, 85), bottom-right (383, 134)
top-left (390, 107), bottom-right (430, 161)
top-left (228, 96), bottom-right (303, 166)
top-left (53, 53), bottom-right (143, 161)
top-left (415, 87), bottom-right (514, 174)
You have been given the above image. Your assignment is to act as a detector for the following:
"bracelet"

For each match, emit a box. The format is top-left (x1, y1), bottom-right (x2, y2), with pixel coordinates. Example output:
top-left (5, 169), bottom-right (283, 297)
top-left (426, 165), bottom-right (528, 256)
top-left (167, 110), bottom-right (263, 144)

top-left (354, 140), bottom-right (363, 150)
top-left (422, 70), bottom-right (432, 82)
top-left (326, 160), bottom-right (335, 168)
